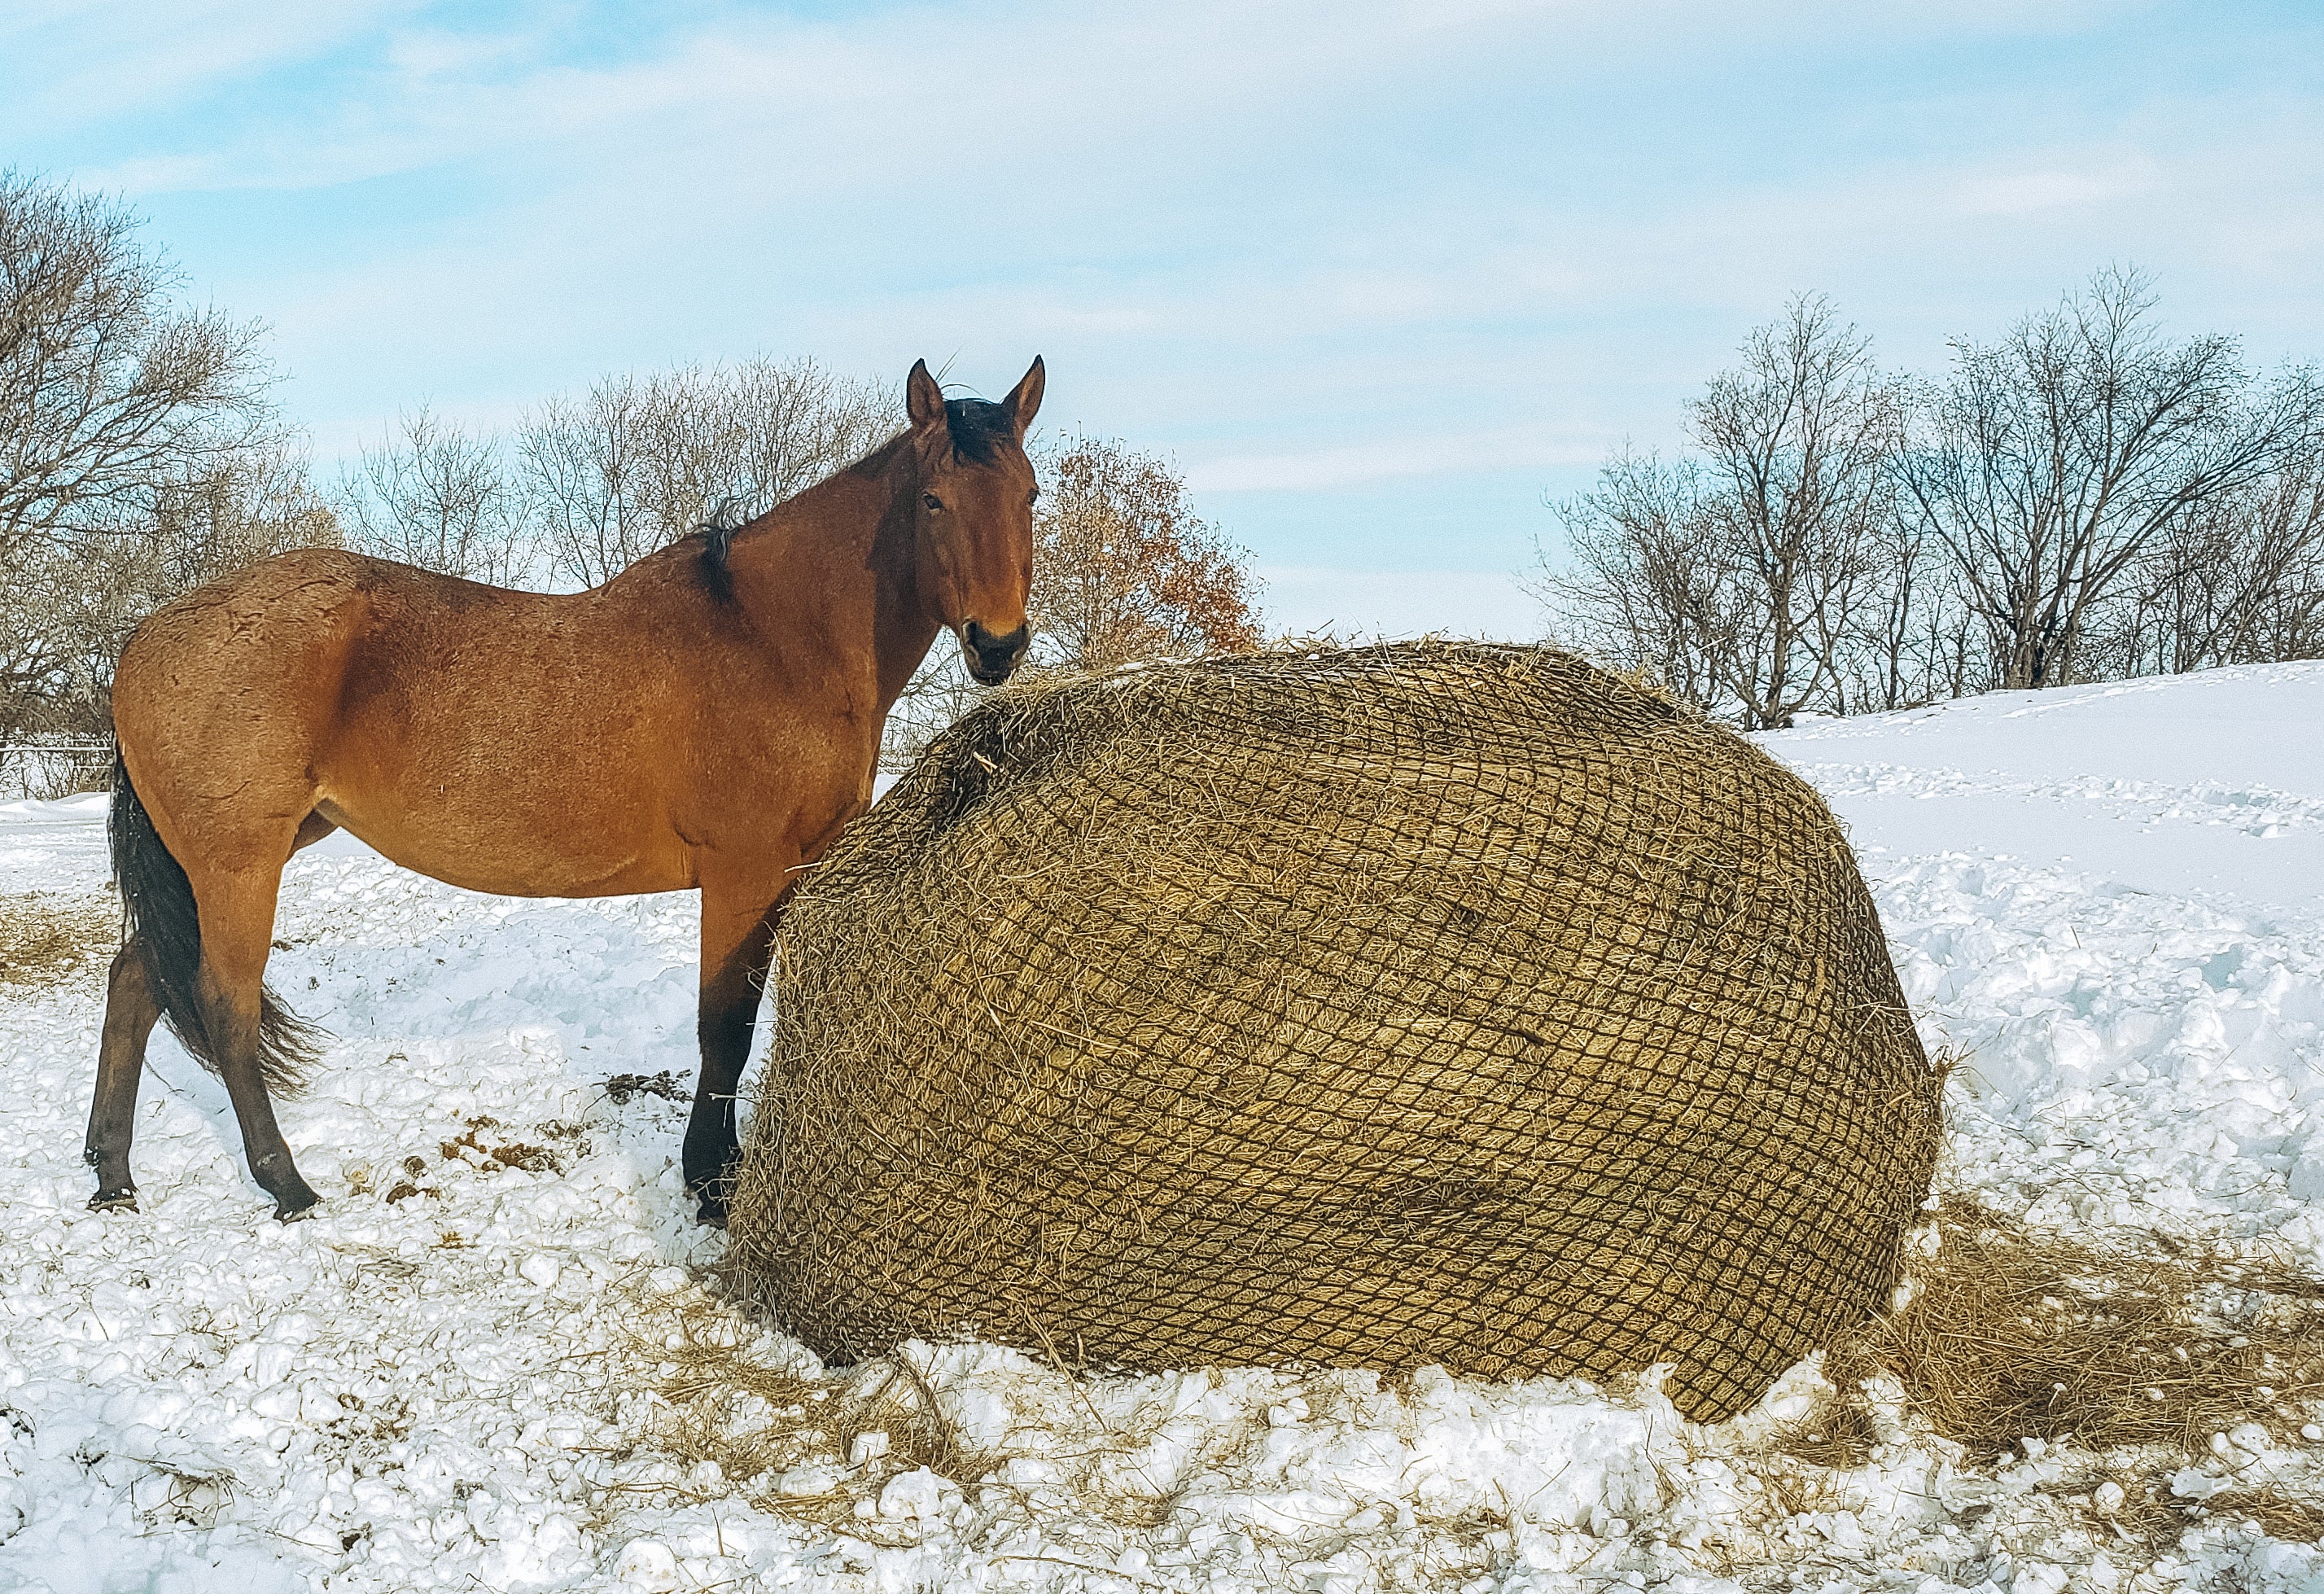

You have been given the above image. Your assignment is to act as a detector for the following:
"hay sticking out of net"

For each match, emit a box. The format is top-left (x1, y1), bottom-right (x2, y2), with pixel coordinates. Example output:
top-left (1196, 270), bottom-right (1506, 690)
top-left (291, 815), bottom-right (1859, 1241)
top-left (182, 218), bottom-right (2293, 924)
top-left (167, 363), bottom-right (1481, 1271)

top-left (727, 642), bottom-right (1941, 1423)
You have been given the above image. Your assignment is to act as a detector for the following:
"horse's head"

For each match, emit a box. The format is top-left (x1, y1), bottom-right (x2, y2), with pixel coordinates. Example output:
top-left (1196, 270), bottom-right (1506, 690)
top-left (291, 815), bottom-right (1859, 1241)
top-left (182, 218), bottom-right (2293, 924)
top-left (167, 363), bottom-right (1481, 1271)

top-left (907, 357), bottom-right (1043, 685)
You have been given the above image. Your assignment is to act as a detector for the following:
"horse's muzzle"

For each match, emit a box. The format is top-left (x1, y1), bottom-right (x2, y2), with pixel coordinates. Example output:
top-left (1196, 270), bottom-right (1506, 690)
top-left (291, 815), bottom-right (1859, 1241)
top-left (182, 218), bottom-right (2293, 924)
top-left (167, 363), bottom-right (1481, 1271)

top-left (963, 620), bottom-right (1030, 685)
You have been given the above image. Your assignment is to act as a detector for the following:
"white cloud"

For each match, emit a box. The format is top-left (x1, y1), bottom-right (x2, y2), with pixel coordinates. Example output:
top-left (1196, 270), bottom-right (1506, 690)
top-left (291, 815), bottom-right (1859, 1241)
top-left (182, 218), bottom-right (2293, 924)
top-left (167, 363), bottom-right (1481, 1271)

top-left (45, 0), bottom-right (2137, 203)
top-left (0, 0), bottom-right (417, 134)
top-left (63, 0), bottom-right (1560, 197)
top-left (1947, 159), bottom-right (2160, 217)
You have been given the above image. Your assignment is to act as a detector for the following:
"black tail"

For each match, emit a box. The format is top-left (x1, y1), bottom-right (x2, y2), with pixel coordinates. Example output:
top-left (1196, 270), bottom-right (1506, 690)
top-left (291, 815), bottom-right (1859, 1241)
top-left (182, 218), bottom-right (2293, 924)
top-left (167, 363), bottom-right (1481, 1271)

top-left (110, 755), bottom-right (324, 1095)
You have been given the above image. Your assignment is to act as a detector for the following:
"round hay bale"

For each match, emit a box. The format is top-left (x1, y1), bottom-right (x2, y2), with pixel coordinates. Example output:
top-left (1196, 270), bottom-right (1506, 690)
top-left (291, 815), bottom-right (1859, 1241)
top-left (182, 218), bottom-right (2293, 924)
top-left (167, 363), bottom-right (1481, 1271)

top-left (727, 642), bottom-right (1941, 1421)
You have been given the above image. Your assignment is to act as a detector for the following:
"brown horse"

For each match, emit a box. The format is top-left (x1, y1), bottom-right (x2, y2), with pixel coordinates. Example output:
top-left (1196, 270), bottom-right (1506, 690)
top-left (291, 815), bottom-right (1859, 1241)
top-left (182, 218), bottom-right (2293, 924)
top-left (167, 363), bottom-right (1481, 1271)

top-left (86, 357), bottom-right (1042, 1224)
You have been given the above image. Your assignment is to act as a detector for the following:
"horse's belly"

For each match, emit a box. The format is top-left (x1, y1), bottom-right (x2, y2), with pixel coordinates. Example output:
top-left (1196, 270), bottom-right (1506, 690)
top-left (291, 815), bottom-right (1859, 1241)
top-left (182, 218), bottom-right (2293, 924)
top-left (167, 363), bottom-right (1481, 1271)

top-left (313, 799), bottom-right (693, 900)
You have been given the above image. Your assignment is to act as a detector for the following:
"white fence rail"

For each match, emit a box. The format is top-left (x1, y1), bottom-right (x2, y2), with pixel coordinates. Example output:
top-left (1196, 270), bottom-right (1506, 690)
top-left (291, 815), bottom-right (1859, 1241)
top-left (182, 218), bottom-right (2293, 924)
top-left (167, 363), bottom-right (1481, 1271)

top-left (0, 742), bottom-right (114, 802)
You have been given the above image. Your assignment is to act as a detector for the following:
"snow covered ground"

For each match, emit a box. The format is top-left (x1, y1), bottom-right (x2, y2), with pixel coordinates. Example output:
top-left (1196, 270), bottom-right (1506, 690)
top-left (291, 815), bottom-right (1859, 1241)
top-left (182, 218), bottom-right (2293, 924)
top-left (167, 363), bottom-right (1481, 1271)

top-left (7, 664), bottom-right (2324, 1592)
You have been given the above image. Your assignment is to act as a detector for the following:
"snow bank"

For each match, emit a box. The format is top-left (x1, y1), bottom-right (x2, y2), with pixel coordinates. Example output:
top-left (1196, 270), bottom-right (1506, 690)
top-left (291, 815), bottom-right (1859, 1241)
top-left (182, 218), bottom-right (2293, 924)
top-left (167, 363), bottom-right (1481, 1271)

top-left (4, 665), bottom-right (2324, 1590)
top-left (1779, 665), bottom-right (2324, 1255)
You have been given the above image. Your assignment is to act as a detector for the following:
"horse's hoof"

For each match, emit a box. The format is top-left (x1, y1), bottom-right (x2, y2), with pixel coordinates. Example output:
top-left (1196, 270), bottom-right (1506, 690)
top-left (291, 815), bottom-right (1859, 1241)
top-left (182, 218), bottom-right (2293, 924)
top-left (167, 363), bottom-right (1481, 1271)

top-left (87, 1187), bottom-right (138, 1214)
top-left (274, 1193), bottom-right (322, 1224)
top-left (694, 1196), bottom-right (729, 1229)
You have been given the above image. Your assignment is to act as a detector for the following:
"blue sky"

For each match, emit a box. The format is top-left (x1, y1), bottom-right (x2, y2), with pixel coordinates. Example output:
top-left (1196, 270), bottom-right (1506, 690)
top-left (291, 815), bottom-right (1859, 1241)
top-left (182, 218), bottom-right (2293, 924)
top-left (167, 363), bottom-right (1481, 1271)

top-left (6, 0), bottom-right (2320, 637)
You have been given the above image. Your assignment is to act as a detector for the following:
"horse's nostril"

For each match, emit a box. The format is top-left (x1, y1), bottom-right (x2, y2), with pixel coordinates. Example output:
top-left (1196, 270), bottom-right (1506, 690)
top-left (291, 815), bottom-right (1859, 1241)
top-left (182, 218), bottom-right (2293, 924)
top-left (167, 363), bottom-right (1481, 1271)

top-left (965, 622), bottom-right (1031, 672)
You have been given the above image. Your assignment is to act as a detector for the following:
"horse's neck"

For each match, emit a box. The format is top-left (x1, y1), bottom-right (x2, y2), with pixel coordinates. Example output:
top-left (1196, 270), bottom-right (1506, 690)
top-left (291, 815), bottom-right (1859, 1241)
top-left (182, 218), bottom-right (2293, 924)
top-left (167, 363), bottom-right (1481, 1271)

top-left (730, 439), bottom-right (939, 716)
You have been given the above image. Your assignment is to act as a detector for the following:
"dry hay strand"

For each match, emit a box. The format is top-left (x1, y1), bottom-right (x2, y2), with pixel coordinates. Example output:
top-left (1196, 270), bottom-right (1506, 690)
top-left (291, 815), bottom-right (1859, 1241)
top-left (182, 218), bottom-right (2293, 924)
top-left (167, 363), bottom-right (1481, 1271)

top-left (729, 641), bottom-right (1944, 1423)
top-left (1790, 1196), bottom-right (2324, 1469)
top-left (627, 1303), bottom-right (991, 1527)
top-left (0, 891), bottom-right (117, 984)
top-left (1771, 1380), bottom-right (1883, 1471)
top-left (646, 1334), bottom-right (830, 1503)
top-left (2229, 1488), bottom-right (2324, 1544)
top-left (604, 1305), bottom-right (840, 1517)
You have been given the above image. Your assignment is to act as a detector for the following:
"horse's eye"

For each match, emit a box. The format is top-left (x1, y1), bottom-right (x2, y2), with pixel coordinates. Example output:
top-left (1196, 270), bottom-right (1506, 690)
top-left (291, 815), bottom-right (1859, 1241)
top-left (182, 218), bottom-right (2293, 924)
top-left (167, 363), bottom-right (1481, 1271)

top-left (922, 492), bottom-right (944, 512)
top-left (1028, 487), bottom-right (1040, 505)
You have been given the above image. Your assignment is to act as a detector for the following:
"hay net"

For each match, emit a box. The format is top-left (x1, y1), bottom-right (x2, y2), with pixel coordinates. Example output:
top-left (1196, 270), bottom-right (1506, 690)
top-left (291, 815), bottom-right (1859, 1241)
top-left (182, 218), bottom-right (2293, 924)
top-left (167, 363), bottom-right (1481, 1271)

top-left (728, 641), bottom-right (1941, 1423)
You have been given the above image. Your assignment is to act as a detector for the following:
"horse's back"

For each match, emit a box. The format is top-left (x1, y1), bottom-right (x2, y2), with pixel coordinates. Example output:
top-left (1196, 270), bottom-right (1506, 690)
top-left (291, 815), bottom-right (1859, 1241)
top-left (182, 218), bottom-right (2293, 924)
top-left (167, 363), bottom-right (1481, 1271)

top-left (121, 547), bottom-right (512, 673)
top-left (112, 550), bottom-right (689, 891)
top-left (117, 550), bottom-right (515, 755)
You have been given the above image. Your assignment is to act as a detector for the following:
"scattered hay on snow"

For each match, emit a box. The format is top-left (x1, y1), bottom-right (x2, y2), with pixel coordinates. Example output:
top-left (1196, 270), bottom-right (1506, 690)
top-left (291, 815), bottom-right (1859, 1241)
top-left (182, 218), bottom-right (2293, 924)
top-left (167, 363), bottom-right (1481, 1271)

top-left (1798, 1194), bottom-right (2324, 1470)
top-left (0, 890), bottom-right (116, 984)
top-left (730, 641), bottom-right (1942, 1422)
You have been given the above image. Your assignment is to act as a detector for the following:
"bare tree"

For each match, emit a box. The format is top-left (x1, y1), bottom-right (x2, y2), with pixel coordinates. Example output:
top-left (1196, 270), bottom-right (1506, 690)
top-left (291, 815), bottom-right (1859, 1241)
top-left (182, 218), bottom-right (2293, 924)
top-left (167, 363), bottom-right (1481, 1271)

top-left (1530, 451), bottom-right (1728, 711)
top-left (0, 173), bottom-right (330, 751)
top-left (1538, 297), bottom-right (1902, 728)
top-left (2220, 454), bottom-right (2324, 663)
top-left (0, 548), bottom-right (96, 744)
top-left (1896, 266), bottom-right (2322, 690)
top-left (2, 437), bottom-right (337, 743)
top-left (1836, 509), bottom-right (1952, 712)
top-left (336, 405), bottom-right (534, 585)
top-left (2103, 446), bottom-right (2324, 675)
top-left (1689, 296), bottom-right (1902, 726)
top-left (519, 357), bottom-right (891, 588)
top-left (0, 171), bottom-right (279, 563)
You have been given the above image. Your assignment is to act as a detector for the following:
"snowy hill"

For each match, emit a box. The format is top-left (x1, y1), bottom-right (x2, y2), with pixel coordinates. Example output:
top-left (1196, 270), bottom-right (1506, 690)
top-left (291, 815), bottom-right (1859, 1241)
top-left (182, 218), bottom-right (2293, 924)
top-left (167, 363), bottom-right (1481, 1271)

top-left (4, 667), bottom-right (2324, 1592)
top-left (1770, 665), bottom-right (2324, 1253)
top-left (1777, 663), bottom-right (2324, 908)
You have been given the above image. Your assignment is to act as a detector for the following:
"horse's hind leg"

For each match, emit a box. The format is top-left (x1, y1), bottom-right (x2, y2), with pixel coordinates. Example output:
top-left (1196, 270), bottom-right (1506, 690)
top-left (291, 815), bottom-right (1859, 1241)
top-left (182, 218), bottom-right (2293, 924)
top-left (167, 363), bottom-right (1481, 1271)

top-left (84, 939), bottom-right (162, 1211)
top-left (191, 865), bottom-right (321, 1220)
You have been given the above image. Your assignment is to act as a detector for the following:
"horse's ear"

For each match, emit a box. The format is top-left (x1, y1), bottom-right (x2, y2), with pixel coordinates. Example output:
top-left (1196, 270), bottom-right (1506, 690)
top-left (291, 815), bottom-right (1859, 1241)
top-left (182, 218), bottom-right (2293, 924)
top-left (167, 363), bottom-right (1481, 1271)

top-left (907, 360), bottom-right (947, 436)
top-left (1004, 357), bottom-right (1045, 431)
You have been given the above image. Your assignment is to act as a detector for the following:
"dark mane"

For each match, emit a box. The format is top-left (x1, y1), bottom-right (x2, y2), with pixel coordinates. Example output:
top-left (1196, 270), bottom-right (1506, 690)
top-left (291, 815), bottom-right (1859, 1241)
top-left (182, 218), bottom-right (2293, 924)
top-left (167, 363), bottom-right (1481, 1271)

top-left (945, 398), bottom-right (1018, 464)
top-left (842, 399), bottom-right (1018, 480)
top-left (698, 501), bottom-right (745, 602)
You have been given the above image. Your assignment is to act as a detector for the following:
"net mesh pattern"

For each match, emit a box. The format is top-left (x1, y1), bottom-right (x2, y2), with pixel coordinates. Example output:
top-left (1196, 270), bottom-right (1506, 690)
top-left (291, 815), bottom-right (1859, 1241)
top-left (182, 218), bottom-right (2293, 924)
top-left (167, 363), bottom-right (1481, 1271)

top-left (727, 642), bottom-right (1941, 1421)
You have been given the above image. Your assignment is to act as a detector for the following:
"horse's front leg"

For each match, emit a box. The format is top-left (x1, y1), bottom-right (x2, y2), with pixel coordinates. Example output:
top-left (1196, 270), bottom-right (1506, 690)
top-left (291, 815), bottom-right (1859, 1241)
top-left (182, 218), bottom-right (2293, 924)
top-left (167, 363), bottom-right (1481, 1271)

top-left (685, 881), bottom-right (783, 1227)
